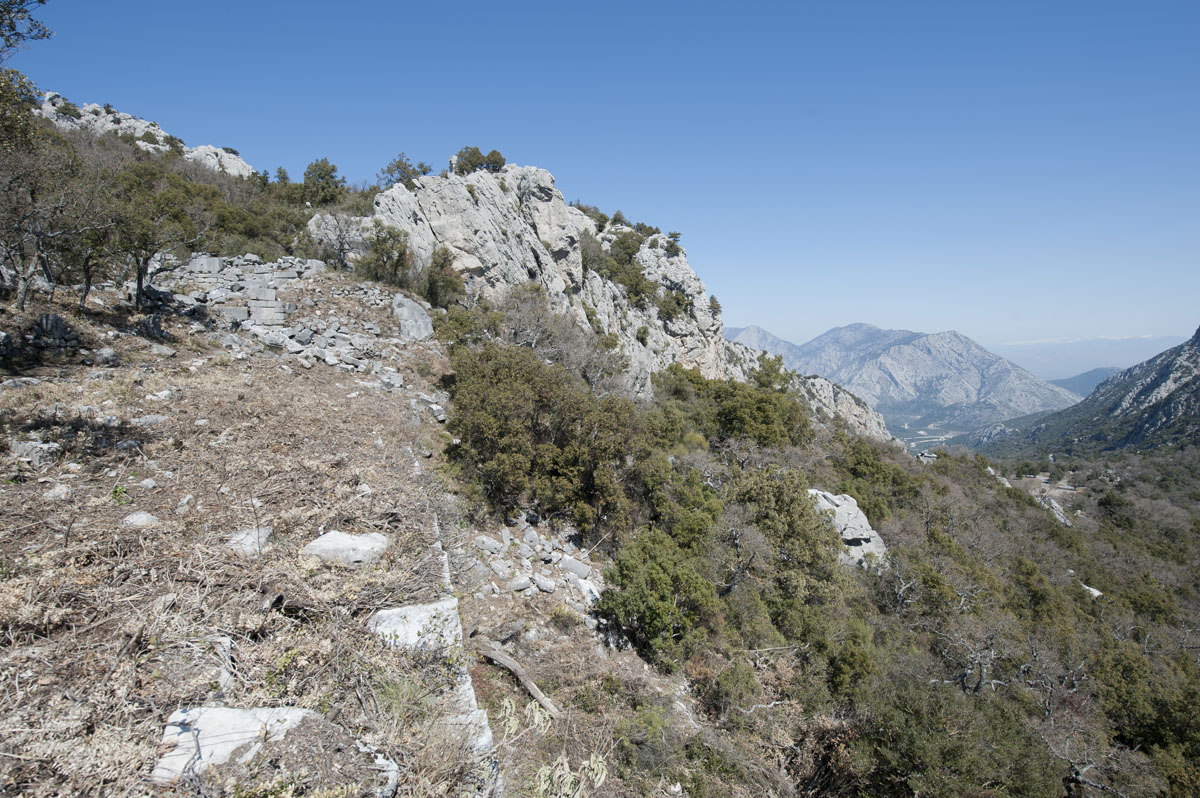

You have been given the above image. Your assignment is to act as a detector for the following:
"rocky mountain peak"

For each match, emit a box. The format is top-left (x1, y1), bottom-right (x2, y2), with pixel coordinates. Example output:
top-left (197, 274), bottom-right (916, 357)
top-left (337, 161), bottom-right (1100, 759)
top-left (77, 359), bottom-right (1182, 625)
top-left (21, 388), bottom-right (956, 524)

top-left (977, 323), bottom-right (1200, 454)
top-left (728, 322), bottom-right (1081, 439)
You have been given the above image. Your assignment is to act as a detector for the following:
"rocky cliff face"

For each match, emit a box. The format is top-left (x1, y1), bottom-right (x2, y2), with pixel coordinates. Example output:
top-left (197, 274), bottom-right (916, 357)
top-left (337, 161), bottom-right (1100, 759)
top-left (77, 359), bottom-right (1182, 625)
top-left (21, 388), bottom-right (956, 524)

top-left (731, 323), bottom-right (1081, 433)
top-left (315, 167), bottom-right (734, 392)
top-left (310, 168), bottom-right (894, 443)
top-left (37, 93), bottom-right (256, 178)
top-left (978, 325), bottom-right (1200, 454)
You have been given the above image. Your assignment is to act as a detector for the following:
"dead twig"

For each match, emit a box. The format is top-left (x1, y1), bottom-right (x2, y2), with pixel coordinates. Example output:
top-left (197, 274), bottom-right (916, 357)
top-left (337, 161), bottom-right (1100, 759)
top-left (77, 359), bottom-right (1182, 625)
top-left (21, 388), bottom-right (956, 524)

top-left (473, 636), bottom-right (560, 719)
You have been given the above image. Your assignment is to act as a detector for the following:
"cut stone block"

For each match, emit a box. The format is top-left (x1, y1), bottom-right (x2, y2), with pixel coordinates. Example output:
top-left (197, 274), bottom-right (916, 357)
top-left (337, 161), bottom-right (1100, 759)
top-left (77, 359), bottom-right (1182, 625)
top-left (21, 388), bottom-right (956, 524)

top-left (301, 530), bottom-right (388, 566)
top-left (213, 305), bottom-right (249, 322)
top-left (368, 596), bottom-right (462, 650)
top-left (150, 706), bottom-right (315, 785)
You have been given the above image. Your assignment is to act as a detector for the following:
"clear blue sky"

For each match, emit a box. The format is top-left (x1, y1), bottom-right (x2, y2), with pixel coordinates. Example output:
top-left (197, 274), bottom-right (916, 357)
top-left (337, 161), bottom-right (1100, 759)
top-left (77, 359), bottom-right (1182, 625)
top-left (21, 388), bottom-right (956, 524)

top-left (12, 1), bottom-right (1199, 348)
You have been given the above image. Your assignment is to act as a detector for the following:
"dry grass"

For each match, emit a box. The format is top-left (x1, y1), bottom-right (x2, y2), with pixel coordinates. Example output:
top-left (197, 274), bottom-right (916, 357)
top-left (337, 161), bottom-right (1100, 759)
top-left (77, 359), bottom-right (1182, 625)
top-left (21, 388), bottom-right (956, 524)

top-left (0, 288), bottom-right (483, 795)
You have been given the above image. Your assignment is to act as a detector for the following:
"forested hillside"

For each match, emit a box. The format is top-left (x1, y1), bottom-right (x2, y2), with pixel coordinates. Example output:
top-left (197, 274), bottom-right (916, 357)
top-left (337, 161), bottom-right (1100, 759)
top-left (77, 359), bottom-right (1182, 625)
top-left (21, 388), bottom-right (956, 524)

top-left (436, 296), bottom-right (1200, 795)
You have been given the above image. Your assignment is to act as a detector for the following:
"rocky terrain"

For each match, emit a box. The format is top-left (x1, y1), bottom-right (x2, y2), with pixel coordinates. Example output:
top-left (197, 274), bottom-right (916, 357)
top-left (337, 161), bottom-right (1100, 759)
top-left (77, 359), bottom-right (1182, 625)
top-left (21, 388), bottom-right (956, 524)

top-left (37, 92), bottom-right (256, 178)
top-left (0, 252), bottom-right (896, 795)
top-left (307, 167), bottom-right (893, 443)
top-left (728, 322), bottom-right (1081, 437)
top-left (975, 325), bottom-right (1200, 455)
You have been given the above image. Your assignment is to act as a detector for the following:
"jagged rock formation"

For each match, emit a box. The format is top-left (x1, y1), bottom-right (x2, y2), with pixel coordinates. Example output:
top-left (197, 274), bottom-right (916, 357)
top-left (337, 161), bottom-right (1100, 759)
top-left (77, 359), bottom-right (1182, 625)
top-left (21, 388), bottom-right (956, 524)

top-left (729, 323), bottom-right (1081, 433)
top-left (977, 325), bottom-right (1200, 455)
top-left (312, 167), bottom-right (734, 390)
top-left (308, 168), bottom-right (894, 442)
top-left (36, 93), bottom-right (256, 178)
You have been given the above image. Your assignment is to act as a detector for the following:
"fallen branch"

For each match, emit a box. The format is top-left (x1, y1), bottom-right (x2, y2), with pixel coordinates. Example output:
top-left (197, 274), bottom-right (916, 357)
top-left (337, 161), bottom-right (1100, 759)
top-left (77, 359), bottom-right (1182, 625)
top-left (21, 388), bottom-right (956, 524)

top-left (473, 637), bottom-right (560, 719)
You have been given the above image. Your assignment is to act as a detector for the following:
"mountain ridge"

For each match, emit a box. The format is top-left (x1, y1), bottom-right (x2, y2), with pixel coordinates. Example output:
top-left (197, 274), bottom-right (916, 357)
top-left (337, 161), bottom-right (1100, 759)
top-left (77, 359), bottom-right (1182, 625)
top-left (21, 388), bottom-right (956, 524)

top-left (976, 325), bottom-right (1200, 455)
top-left (726, 322), bottom-right (1081, 435)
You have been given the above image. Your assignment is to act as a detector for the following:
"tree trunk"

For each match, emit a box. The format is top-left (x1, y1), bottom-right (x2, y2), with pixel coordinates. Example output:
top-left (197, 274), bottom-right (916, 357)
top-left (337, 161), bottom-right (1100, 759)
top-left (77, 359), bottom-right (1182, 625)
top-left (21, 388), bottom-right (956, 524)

top-left (135, 258), bottom-right (146, 310)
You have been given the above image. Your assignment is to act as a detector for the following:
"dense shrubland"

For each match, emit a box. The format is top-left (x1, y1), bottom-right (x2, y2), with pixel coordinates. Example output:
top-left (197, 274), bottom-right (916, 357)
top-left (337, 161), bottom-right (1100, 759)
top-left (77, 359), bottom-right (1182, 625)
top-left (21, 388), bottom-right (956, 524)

top-left (438, 294), bottom-right (1200, 795)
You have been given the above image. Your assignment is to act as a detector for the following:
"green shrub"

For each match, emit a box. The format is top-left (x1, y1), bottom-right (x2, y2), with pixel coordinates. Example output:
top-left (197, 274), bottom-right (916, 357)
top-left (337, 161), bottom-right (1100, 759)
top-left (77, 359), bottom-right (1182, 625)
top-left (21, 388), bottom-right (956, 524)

top-left (57, 99), bottom-right (82, 119)
top-left (355, 222), bottom-right (413, 287)
top-left (377, 151), bottom-right (431, 189)
top-left (453, 145), bottom-right (505, 175)
top-left (302, 157), bottom-right (346, 206)
top-left (422, 246), bottom-right (463, 309)
top-left (598, 528), bottom-right (719, 669)
top-left (447, 343), bottom-right (636, 532)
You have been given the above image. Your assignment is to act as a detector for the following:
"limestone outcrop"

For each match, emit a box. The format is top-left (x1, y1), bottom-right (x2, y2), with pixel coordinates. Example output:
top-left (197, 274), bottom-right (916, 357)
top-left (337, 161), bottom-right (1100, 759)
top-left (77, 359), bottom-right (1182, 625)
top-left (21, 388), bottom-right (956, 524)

top-left (307, 166), bottom-right (894, 441)
top-left (809, 490), bottom-right (887, 566)
top-left (311, 166), bottom-right (734, 394)
top-left (37, 93), bottom-right (256, 178)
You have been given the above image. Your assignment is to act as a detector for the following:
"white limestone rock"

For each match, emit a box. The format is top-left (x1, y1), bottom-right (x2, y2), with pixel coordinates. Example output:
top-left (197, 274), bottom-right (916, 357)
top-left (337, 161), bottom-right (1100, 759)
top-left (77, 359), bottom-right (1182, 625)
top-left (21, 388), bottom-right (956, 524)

top-left (808, 489), bottom-right (887, 566)
top-left (42, 483), bottom-right (72, 501)
top-left (183, 144), bottom-right (255, 179)
top-left (1036, 496), bottom-right (1072, 527)
top-left (8, 439), bottom-right (61, 468)
top-left (391, 294), bottom-right (434, 340)
top-left (227, 526), bottom-right (273, 557)
top-left (368, 598), bottom-right (494, 754)
top-left (368, 597), bottom-right (463, 650)
top-left (309, 165), bottom-right (738, 396)
top-left (37, 94), bottom-right (255, 178)
top-left (121, 510), bottom-right (160, 528)
top-left (151, 706), bottom-right (315, 785)
top-left (301, 530), bottom-right (388, 566)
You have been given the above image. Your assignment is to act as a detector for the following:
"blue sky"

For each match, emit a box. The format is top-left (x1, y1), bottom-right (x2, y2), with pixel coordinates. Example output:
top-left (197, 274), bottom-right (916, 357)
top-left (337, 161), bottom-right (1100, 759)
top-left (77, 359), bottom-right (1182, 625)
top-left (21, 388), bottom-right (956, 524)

top-left (12, 1), bottom-right (1199, 350)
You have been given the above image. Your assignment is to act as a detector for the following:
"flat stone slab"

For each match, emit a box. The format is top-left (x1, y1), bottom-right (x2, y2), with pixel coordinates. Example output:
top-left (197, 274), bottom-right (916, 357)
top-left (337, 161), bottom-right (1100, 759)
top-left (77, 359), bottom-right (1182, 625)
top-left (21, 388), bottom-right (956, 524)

top-left (558, 555), bottom-right (591, 579)
top-left (301, 530), bottom-right (388, 566)
top-left (368, 596), bottom-right (463, 650)
top-left (391, 294), bottom-right (433, 340)
top-left (150, 706), bottom-right (315, 785)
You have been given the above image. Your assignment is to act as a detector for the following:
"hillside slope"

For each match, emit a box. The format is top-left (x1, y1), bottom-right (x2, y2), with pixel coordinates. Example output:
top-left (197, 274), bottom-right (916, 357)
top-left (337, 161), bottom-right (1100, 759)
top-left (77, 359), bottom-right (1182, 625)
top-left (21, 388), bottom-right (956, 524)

top-left (978, 325), bottom-right (1200, 455)
top-left (1050, 367), bottom-right (1121, 396)
top-left (729, 323), bottom-right (1081, 434)
top-left (308, 168), bottom-right (893, 441)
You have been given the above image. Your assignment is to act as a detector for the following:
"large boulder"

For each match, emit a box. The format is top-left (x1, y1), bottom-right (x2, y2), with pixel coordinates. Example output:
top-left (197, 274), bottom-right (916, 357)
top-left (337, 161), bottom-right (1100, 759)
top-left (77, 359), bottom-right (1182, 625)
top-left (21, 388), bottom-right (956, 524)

top-left (809, 490), bottom-right (887, 566)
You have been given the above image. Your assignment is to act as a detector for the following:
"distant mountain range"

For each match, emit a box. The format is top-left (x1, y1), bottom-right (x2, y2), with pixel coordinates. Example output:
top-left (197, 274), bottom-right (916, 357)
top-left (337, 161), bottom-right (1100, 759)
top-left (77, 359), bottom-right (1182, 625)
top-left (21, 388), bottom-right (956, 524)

top-left (1050, 367), bottom-right (1121, 397)
top-left (974, 326), bottom-right (1200, 456)
top-left (725, 323), bottom-right (1080, 434)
